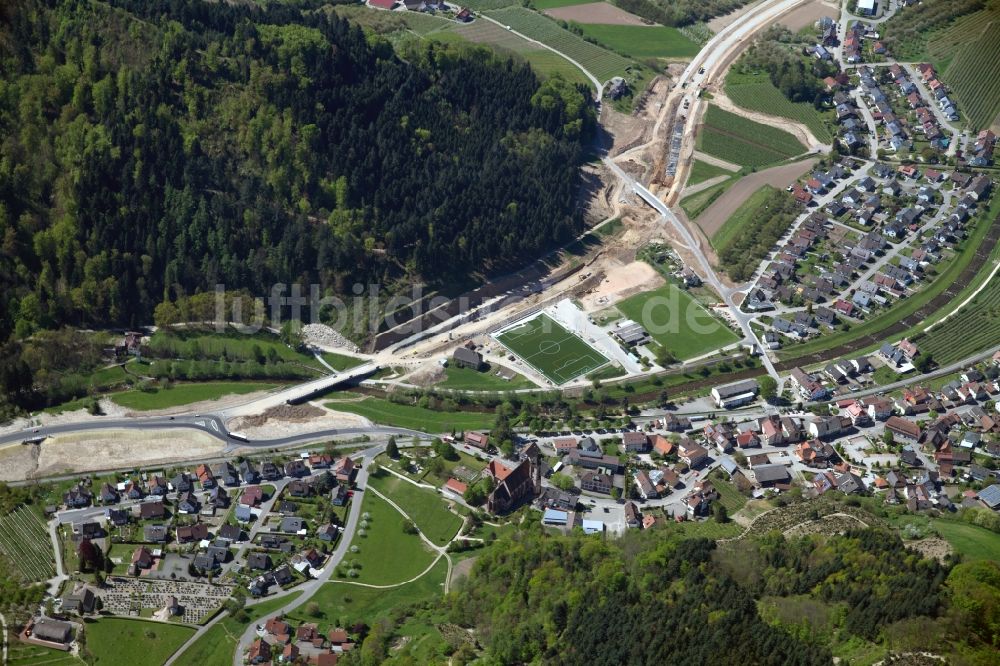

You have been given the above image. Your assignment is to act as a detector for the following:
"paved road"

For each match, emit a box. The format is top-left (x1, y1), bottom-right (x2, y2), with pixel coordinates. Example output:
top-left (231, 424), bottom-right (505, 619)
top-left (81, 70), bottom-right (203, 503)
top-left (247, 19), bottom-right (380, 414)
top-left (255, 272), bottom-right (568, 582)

top-left (603, 159), bottom-right (782, 387)
top-left (228, 443), bottom-right (380, 665)
top-left (1, 415), bottom-right (425, 452)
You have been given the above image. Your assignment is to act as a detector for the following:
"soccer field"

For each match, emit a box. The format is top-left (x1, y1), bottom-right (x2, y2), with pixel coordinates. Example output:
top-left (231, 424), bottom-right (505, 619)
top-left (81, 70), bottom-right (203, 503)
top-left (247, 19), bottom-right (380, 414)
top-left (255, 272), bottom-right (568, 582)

top-left (495, 314), bottom-right (609, 385)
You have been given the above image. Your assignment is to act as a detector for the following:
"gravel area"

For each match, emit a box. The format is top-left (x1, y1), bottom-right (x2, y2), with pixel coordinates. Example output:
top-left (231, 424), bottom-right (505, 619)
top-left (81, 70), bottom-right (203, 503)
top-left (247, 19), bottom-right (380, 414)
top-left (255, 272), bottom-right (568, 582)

top-left (303, 323), bottom-right (359, 353)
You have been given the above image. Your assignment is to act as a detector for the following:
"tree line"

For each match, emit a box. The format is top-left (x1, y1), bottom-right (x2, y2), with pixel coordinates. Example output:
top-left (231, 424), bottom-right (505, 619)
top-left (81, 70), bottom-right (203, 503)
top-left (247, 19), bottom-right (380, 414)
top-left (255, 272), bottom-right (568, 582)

top-left (611, 0), bottom-right (750, 27)
top-left (717, 188), bottom-right (801, 282)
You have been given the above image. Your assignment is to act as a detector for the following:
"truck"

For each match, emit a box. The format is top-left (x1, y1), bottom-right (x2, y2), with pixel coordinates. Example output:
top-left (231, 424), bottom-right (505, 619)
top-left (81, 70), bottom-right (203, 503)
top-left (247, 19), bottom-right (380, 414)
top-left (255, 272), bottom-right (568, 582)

top-left (229, 432), bottom-right (250, 442)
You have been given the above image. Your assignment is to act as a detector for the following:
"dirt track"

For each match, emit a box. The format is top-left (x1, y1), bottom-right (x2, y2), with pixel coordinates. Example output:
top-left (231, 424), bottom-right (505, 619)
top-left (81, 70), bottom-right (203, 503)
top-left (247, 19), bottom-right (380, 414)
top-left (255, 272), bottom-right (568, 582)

top-left (693, 157), bottom-right (818, 238)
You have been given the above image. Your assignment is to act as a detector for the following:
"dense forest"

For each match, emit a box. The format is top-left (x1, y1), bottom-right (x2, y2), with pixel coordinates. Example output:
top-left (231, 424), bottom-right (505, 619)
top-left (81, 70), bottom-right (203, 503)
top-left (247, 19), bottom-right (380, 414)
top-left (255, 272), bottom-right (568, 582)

top-left (409, 527), bottom-right (998, 665)
top-left (0, 0), bottom-right (594, 411)
top-left (0, 0), bottom-right (593, 334)
top-left (717, 188), bottom-right (800, 282)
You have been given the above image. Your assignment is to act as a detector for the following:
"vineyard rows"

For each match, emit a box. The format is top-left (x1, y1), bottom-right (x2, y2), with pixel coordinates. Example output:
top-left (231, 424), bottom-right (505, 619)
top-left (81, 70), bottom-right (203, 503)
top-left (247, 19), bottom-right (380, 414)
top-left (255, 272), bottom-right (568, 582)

top-left (917, 276), bottom-right (1000, 364)
top-left (925, 9), bottom-right (994, 61)
top-left (697, 105), bottom-right (806, 167)
top-left (725, 74), bottom-right (834, 143)
top-left (485, 7), bottom-right (633, 82)
top-left (0, 505), bottom-right (56, 582)
top-left (944, 23), bottom-right (1000, 131)
top-left (450, 20), bottom-right (539, 53)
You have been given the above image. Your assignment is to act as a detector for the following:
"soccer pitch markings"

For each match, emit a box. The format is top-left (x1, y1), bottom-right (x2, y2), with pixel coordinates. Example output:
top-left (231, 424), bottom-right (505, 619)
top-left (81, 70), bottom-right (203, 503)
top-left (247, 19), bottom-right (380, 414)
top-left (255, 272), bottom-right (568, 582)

top-left (495, 314), bottom-right (609, 385)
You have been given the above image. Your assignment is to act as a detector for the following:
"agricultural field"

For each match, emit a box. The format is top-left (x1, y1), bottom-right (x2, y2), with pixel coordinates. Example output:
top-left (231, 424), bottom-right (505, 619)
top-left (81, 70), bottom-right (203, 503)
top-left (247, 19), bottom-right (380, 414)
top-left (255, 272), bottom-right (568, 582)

top-left (533, 0), bottom-right (595, 8)
top-left (883, 1), bottom-right (1000, 129)
top-left (725, 70), bottom-right (834, 142)
top-left (494, 313), bottom-right (610, 384)
top-left (925, 6), bottom-right (1000, 69)
top-left (698, 105), bottom-right (807, 167)
top-left (334, 4), bottom-right (453, 35)
top-left (913, 275), bottom-right (1000, 365)
top-left (575, 24), bottom-right (699, 59)
top-left (681, 176), bottom-right (734, 218)
top-left (686, 159), bottom-right (733, 186)
top-left (486, 7), bottom-right (635, 81)
top-left (615, 284), bottom-right (740, 359)
top-left (941, 19), bottom-right (1000, 131)
top-left (0, 505), bottom-right (55, 582)
top-left (520, 50), bottom-right (593, 86)
top-left (438, 18), bottom-right (592, 86)
top-left (325, 396), bottom-right (495, 432)
top-left (710, 185), bottom-right (775, 251)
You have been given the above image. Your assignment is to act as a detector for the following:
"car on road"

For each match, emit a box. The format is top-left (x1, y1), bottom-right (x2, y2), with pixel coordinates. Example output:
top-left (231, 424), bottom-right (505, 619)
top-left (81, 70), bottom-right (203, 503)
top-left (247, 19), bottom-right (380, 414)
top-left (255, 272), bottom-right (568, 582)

top-left (698, 67), bottom-right (705, 74)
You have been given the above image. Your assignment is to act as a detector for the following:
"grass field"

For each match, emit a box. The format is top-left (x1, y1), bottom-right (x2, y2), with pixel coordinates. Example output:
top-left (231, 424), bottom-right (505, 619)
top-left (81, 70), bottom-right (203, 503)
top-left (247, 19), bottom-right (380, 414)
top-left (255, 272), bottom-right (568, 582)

top-left (436, 364), bottom-right (535, 390)
top-left (171, 593), bottom-right (302, 666)
top-left (325, 396), bottom-right (494, 431)
top-left (367, 473), bottom-right (464, 546)
top-left (0, 505), bottom-right (56, 582)
top-left (495, 313), bottom-right (610, 384)
top-left (576, 24), bottom-right (699, 59)
top-left (148, 328), bottom-right (320, 366)
top-left (486, 7), bottom-right (634, 81)
top-left (110, 381), bottom-right (277, 410)
top-left (725, 69), bottom-right (834, 142)
top-left (711, 185), bottom-right (776, 251)
top-left (84, 618), bottom-right (195, 666)
top-left (681, 176), bottom-right (735, 218)
top-left (346, 492), bottom-right (438, 585)
top-left (287, 557), bottom-right (447, 626)
top-left (7, 643), bottom-right (83, 666)
top-left (698, 105), bottom-right (807, 167)
top-left (320, 352), bottom-right (366, 371)
top-left (687, 159), bottom-right (733, 186)
top-left (933, 519), bottom-right (1000, 561)
top-left (615, 283), bottom-right (740, 359)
